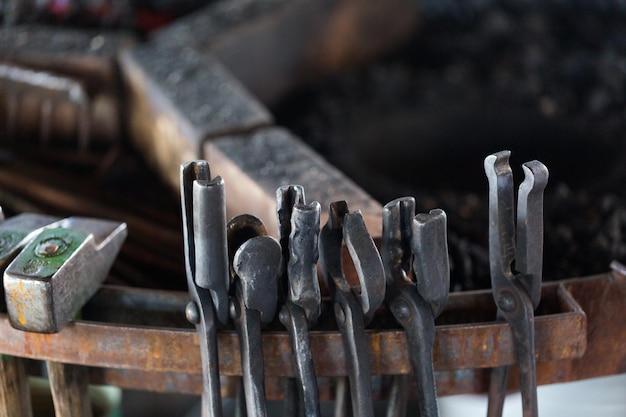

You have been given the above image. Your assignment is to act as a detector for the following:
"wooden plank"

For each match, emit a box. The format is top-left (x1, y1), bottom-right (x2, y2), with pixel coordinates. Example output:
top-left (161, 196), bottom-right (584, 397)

top-left (0, 355), bottom-right (32, 417)
top-left (47, 362), bottom-right (93, 417)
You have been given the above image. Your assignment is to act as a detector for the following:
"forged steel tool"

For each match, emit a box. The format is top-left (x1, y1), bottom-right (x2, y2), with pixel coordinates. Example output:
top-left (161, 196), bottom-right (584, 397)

top-left (382, 197), bottom-right (450, 417)
top-left (0, 212), bottom-right (60, 417)
top-left (181, 160), bottom-right (230, 417)
top-left (319, 201), bottom-right (385, 417)
top-left (3, 213), bottom-right (126, 417)
top-left (484, 151), bottom-right (549, 417)
top-left (4, 216), bottom-right (126, 333)
top-left (276, 185), bottom-right (322, 417)
top-left (228, 215), bottom-right (281, 417)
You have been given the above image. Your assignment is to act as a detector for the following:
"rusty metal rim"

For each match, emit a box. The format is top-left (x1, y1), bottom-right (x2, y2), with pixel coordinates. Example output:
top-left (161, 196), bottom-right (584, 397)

top-left (0, 277), bottom-right (588, 378)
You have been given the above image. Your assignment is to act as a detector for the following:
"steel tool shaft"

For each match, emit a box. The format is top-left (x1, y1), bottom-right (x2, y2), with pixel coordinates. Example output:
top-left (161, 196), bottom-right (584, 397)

top-left (382, 197), bottom-right (449, 417)
top-left (230, 234), bottom-right (281, 417)
top-left (484, 151), bottom-right (548, 417)
top-left (319, 201), bottom-right (385, 417)
top-left (276, 185), bottom-right (322, 417)
top-left (181, 160), bottom-right (229, 417)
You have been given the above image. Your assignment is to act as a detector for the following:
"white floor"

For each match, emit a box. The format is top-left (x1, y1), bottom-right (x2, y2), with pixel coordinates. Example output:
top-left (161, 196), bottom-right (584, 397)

top-left (178, 374), bottom-right (626, 417)
top-left (439, 374), bottom-right (626, 417)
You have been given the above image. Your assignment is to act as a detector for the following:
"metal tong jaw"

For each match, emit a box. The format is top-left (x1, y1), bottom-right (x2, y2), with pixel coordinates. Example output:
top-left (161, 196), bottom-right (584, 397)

top-left (381, 197), bottom-right (449, 417)
top-left (484, 151), bottom-right (549, 417)
top-left (319, 201), bottom-right (385, 417)
top-left (276, 185), bottom-right (322, 417)
top-left (180, 161), bottom-right (230, 417)
top-left (228, 214), bottom-right (281, 417)
top-left (4, 216), bottom-right (127, 333)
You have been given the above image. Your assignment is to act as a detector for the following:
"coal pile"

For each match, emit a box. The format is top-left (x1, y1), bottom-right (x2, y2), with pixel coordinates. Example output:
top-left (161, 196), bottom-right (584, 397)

top-left (275, 0), bottom-right (626, 290)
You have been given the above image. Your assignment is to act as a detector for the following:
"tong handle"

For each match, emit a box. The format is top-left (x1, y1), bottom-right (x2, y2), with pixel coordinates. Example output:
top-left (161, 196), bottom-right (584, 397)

top-left (231, 291), bottom-right (268, 417)
top-left (389, 286), bottom-right (439, 417)
top-left (279, 301), bottom-right (321, 417)
top-left (334, 290), bottom-right (375, 417)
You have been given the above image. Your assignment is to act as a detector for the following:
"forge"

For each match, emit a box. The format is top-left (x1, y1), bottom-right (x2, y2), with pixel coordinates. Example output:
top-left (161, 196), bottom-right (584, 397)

top-left (0, 1), bottom-right (625, 416)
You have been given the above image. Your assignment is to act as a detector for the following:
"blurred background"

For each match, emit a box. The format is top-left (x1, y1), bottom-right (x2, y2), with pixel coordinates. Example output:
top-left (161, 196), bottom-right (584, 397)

top-left (1, 0), bottom-right (625, 416)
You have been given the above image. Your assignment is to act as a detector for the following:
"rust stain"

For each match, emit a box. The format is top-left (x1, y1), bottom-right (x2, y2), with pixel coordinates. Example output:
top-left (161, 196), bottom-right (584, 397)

top-left (369, 331), bottom-right (382, 374)
top-left (16, 281), bottom-right (27, 326)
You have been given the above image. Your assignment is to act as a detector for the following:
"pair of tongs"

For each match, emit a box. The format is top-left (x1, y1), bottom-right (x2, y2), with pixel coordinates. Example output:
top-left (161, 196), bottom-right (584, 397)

top-left (319, 201), bottom-right (385, 417)
top-left (181, 161), bottom-right (230, 417)
top-left (484, 151), bottom-right (549, 417)
top-left (381, 197), bottom-right (449, 417)
top-left (276, 185), bottom-right (321, 417)
top-left (227, 213), bottom-right (281, 417)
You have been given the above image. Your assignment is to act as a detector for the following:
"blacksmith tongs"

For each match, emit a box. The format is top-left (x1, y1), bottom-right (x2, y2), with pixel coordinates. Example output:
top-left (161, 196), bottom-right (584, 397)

top-left (181, 161), bottom-right (230, 417)
top-left (276, 185), bottom-right (322, 417)
top-left (484, 151), bottom-right (549, 417)
top-left (382, 197), bottom-right (449, 417)
top-left (319, 201), bottom-right (385, 417)
top-left (229, 215), bottom-right (281, 417)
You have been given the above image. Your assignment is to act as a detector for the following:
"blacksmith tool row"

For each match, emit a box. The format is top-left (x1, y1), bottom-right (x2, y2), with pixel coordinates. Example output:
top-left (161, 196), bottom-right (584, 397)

top-left (180, 150), bottom-right (548, 417)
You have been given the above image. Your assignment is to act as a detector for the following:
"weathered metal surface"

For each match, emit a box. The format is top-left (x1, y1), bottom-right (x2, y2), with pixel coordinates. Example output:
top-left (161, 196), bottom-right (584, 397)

top-left (20, 272), bottom-right (626, 400)
top-left (532, 269), bottom-right (626, 384)
top-left (119, 42), bottom-right (273, 190)
top-left (0, 277), bottom-right (586, 382)
top-left (5, 217), bottom-right (127, 333)
top-left (0, 26), bottom-right (133, 146)
top-left (205, 128), bottom-right (383, 237)
top-left (154, 0), bottom-right (419, 104)
top-left (0, 26), bottom-right (133, 61)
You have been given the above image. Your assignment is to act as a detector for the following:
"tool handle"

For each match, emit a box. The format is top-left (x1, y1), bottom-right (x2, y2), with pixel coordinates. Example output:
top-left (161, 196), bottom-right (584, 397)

top-left (280, 302), bottom-right (321, 417)
top-left (390, 287), bottom-right (440, 417)
top-left (385, 374), bottom-right (409, 417)
top-left (334, 291), bottom-right (375, 417)
top-left (232, 295), bottom-right (268, 417)
top-left (186, 290), bottom-right (223, 417)
top-left (508, 290), bottom-right (539, 417)
top-left (487, 365), bottom-right (509, 417)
